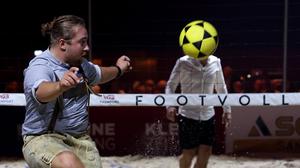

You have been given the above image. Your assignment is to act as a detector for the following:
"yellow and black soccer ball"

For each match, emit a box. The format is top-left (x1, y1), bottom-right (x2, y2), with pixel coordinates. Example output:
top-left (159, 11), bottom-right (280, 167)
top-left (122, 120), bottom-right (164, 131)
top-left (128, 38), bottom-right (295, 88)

top-left (179, 20), bottom-right (218, 60)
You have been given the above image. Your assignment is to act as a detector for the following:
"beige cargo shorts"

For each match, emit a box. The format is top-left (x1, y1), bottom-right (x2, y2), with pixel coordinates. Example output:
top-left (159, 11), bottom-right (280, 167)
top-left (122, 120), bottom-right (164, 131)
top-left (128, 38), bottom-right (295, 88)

top-left (22, 133), bottom-right (102, 168)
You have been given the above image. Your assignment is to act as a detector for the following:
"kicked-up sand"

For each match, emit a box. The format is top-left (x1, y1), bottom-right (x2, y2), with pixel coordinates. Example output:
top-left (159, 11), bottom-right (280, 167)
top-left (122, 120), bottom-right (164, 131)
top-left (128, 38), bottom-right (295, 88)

top-left (1, 155), bottom-right (300, 168)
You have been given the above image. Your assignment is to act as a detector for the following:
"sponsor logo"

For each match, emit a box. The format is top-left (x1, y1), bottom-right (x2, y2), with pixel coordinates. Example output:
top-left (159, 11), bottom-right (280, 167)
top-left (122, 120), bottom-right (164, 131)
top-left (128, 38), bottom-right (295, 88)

top-left (248, 116), bottom-right (271, 137)
top-left (248, 115), bottom-right (300, 137)
top-left (0, 94), bottom-right (13, 104)
top-left (91, 123), bottom-right (116, 151)
top-left (0, 94), bottom-right (9, 99)
top-left (103, 94), bottom-right (115, 100)
top-left (97, 94), bottom-right (119, 104)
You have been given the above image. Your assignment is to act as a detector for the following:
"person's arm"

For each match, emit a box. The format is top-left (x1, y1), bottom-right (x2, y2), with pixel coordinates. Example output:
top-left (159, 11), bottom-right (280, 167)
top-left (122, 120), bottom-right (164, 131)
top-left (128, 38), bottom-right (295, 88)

top-left (215, 59), bottom-right (231, 112)
top-left (165, 59), bottom-right (181, 94)
top-left (36, 67), bottom-right (82, 102)
top-left (99, 55), bottom-right (131, 84)
top-left (215, 60), bottom-right (229, 95)
top-left (215, 59), bottom-right (232, 128)
top-left (165, 59), bottom-right (181, 122)
top-left (98, 66), bottom-right (122, 84)
top-left (36, 81), bottom-right (63, 103)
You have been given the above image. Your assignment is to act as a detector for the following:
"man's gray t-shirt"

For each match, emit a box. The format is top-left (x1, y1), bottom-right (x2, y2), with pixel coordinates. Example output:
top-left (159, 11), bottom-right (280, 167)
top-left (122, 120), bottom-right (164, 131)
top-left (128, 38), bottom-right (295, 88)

top-left (22, 49), bottom-right (101, 136)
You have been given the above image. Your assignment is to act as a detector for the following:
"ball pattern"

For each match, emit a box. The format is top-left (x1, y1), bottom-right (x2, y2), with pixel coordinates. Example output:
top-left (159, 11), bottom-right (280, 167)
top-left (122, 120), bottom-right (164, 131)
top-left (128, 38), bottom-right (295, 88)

top-left (179, 20), bottom-right (218, 60)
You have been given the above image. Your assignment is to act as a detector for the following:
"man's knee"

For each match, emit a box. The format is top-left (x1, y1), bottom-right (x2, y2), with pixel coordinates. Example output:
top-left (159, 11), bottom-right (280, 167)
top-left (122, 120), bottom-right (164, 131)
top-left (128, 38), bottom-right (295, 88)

top-left (52, 151), bottom-right (84, 168)
top-left (179, 149), bottom-right (197, 167)
top-left (199, 145), bottom-right (212, 155)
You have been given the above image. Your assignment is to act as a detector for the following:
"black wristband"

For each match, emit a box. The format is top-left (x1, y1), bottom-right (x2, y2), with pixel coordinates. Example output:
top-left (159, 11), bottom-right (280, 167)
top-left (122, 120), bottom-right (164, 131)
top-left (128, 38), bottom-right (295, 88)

top-left (114, 65), bottom-right (122, 79)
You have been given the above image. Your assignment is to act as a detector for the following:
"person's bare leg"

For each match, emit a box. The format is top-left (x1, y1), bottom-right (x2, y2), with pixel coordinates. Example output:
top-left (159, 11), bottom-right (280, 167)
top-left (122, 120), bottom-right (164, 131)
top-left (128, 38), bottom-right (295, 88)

top-left (194, 145), bottom-right (212, 168)
top-left (51, 151), bottom-right (85, 168)
top-left (179, 148), bottom-right (197, 168)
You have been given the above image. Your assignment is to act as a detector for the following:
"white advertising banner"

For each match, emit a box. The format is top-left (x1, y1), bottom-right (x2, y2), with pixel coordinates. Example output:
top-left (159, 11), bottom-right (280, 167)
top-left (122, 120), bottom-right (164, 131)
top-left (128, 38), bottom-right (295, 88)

top-left (1, 93), bottom-right (300, 106)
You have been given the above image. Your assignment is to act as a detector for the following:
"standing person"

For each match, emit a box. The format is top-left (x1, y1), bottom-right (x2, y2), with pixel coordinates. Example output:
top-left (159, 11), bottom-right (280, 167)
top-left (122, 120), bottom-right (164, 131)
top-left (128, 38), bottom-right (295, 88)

top-left (22, 15), bottom-right (131, 168)
top-left (165, 55), bottom-right (231, 168)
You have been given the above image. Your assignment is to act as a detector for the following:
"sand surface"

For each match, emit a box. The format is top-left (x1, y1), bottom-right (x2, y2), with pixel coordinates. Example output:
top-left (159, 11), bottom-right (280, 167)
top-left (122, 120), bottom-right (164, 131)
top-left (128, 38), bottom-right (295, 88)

top-left (1, 155), bottom-right (300, 168)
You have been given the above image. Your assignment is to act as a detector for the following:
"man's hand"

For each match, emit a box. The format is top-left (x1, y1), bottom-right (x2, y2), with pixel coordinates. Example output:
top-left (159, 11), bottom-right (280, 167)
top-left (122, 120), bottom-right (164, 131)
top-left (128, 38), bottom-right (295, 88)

top-left (59, 67), bottom-right (83, 92)
top-left (166, 107), bottom-right (177, 122)
top-left (116, 55), bottom-right (132, 73)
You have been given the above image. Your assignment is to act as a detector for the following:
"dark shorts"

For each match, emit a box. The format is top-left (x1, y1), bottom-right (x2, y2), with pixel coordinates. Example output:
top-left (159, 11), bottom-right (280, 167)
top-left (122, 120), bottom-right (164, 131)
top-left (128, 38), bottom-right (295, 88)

top-left (178, 115), bottom-right (215, 149)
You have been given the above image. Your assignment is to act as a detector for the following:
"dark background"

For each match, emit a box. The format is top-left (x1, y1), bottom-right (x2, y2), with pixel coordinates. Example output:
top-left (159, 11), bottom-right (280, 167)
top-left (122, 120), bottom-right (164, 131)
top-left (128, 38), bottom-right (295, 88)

top-left (1, 0), bottom-right (300, 90)
top-left (0, 0), bottom-right (300, 157)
